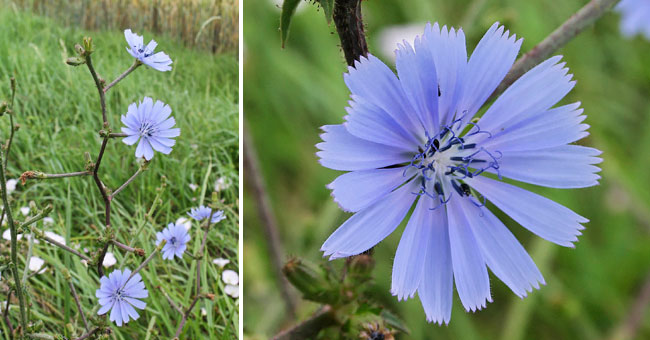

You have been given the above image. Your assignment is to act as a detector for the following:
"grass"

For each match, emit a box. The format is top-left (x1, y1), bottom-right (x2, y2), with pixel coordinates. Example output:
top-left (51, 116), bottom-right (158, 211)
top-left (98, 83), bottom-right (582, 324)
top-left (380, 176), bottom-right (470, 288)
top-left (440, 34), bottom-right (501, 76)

top-left (0, 6), bottom-right (238, 340)
top-left (244, 0), bottom-right (650, 339)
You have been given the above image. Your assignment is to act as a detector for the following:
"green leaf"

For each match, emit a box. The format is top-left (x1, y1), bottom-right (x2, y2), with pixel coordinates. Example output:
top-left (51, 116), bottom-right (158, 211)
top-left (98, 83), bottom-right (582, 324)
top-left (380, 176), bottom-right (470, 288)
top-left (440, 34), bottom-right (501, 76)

top-left (380, 309), bottom-right (410, 334)
top-left (318, 0), bottom-right (334, 23)
top-left (280, 0), bottom-right (302, 48)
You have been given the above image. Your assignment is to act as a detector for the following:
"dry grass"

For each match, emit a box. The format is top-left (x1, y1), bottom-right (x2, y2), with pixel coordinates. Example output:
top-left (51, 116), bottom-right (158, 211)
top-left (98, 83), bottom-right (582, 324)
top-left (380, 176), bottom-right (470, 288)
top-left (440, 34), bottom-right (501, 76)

top-left (8, 0), bottom-right (238, 53)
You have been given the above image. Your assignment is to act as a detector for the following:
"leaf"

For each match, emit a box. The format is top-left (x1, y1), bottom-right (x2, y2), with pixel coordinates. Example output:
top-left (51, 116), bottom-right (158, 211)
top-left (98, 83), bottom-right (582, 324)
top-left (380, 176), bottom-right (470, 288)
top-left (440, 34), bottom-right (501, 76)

top-left (280, 0), bottom-right (302, 48)
top-left (381, 309), bottom-right (410, 334)
top-left (317, 0), bottom-right (334, 23)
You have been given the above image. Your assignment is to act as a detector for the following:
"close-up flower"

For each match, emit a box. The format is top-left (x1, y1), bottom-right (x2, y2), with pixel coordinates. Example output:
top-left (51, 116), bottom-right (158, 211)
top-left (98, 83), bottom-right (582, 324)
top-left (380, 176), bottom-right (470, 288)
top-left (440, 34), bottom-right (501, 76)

top-left (121, 97), bottom-right (180, 161)
top-left (96, 268), bottom-right (148, 327)
top-left (156, 222), bottom-right (191, 260)
top-left (213, 258), bottom-right (230, 268)
top-left (28, 256), bottom-right (45, 273)
top-left (188, 206), bottom-right (226, 224)
top-left (103, 252), bottom-right (117, 267)
top-left (124, 29), bottom-right (173, 71)
top-left (616, 0), bottom-right (650, 40)
top-left (317, 22), bottom-right (601, 324)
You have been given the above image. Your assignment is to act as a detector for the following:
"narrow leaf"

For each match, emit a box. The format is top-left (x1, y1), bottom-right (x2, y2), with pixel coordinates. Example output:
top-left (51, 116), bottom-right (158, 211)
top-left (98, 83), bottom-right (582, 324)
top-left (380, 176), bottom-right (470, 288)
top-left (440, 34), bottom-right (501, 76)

top-left (318, 0), bottom-right (334, 23)
top-left (280, 0), bottom-right (302, 48)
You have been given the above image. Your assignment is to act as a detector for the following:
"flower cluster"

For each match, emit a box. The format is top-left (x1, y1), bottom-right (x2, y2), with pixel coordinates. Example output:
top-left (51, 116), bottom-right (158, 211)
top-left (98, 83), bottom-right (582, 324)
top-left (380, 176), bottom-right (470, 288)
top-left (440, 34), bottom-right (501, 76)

top-left (317, 22), bottom-right (601, 324)
top-left (96, 206), bottom-right (227, 325)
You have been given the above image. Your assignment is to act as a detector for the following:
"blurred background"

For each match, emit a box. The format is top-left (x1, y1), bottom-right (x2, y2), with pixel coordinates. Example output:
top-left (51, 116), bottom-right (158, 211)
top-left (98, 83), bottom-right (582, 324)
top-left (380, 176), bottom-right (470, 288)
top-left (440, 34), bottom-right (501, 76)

top-left (244, 0), bottom-right (650, 339)
top-left (0, 0), bottom-right (238, 338)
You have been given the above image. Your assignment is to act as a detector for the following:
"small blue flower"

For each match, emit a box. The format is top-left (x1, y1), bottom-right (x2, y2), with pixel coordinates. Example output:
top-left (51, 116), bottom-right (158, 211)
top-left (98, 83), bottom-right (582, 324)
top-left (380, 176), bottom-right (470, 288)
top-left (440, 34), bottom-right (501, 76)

top-left (121, 97), bottom-right (180, 160)
top-left (616, 0), bottom-right (650, 40)
top-left (188, 206), bottom-right (226, 224)
top-left (96, 268), bottom-right (148, 326)
top-left (317, 22), bottom-right (602, 324)
top-left (156, 223), bottom-right (190, 260)
top-left (124, 29), bottom-right (172, 71)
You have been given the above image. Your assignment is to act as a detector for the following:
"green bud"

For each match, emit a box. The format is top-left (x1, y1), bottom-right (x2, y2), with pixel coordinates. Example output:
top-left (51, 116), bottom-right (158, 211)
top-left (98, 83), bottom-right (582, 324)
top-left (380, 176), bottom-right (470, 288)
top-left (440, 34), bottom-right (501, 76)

top-left (0, 101), bottom-right (7, 115)
top-left (74, 43), bottom-right (84, 55)
top-left (347, 254), bottom-right (375, 281)
top-left (83, 36), bottom-right (94, 54)
top-left (283, 258), bottom-right (338, 304)
top-left (66, 56), bottom-right (86, 66)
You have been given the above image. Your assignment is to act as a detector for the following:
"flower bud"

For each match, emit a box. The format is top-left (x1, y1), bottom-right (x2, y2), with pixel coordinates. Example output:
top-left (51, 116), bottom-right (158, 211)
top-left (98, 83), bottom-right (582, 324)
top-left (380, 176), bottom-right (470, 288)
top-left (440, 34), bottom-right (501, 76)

top-left (283, 258), bottom-right (338, 304)
top-left (74, 43), bottom-right (84, 55)
top-left (347, 254), bottom-right (375, 282)
top-left (0, 101), bottom-right (7, 116)
top-left (83, 37), bottom-right (94, 54)
top-left (66, 57), bottom-right (86, 66)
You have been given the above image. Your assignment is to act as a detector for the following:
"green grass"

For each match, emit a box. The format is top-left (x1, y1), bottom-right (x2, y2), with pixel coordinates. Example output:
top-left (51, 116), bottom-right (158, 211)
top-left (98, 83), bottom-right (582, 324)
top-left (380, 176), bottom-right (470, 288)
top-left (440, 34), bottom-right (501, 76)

top-left (0, 6), bottom-right (238, 340)
top-left (244, 0), bottom-right (650, 339)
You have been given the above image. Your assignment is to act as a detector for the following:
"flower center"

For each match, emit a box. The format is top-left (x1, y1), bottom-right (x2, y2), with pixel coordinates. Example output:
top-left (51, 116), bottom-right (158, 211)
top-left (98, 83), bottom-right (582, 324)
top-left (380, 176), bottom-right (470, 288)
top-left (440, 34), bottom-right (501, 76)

top-left (114, 288), bottom-right (125, 301)
top-left (170, 236), bottom-right (177, 245)
top-left (139, 121), bottom-right (156, 138)
top-left (409, 120), bottom-right (501, 207)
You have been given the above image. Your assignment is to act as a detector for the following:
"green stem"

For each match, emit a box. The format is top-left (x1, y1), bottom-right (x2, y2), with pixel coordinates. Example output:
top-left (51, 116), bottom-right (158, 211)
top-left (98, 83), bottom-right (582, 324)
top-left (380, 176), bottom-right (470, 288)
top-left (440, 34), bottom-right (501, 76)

top-left (0, 148), bottom-right (28, 332)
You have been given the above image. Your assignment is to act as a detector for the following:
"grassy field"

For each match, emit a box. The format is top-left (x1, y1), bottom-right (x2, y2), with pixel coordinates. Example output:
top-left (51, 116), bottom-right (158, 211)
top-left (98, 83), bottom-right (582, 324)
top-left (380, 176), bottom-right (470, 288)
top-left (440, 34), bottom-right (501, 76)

top-left (244, 0), bottom-right (650, 339)
top-left (0, 6), bottom-right (238, 340)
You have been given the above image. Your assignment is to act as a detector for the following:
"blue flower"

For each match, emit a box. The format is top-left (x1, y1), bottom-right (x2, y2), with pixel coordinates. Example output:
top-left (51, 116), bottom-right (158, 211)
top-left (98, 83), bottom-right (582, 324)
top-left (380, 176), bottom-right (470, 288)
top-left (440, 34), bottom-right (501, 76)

top-left (317, 22), bottom-right (602, 324)
top-left (616, 0), bottom-right (650, 40)
top-left (96, 268), bottom-right (148, 326)
top-left (121, 97), bottom-right (180, 160)
top-left (124, 29), bottom-right (172, 71)
top-left (188, 206), bottom-right (226, 224)
top-left (156, 223), bottom-right (190, 260)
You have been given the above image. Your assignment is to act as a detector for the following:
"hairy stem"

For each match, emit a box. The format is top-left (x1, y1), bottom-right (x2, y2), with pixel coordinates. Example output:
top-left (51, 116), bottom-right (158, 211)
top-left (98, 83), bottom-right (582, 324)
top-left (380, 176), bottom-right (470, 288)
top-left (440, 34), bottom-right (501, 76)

top-left (108, 133), bottom-right (127, 138)
top-left (103, 60), bottom-right (141, 93)
top-left (68, 281), bottom-right (89, 332)
top-left (243, 126), bottom-right (296, 317)
top-left (21, 171), bottom-right (92, 181)
top-left (0, 148), bottom-right (28, 331)
top-left (84, 55), bottom-right (107, 126)
top-left (30, 225), bottom-right (92, 262)
top-left (124, 240), bottom-right (164, 284)
top-left (4, 77), bottom-right (17, 169)
top-left (110, 166), bottom-right (144, 198)
top-left (272, 305), bottom-right (339, 340)
top-left (111, 239), bottom-right (144, 256)
top-left (493, 0), bottom-right (620, 97)
top-left (173, 297), bottom-right (200, 339)
top-left (333, 0), bottom-right (368, 66)
top-left (72, 327), bottom-right (99, 340)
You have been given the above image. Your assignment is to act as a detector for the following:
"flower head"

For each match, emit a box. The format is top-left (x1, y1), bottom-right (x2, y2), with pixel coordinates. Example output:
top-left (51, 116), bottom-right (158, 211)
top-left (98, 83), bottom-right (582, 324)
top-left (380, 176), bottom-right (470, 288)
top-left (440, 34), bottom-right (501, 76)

top-left (317, 22), bottom-right (602, 324)
top-left (96, 268), bottom-right (148, 326)
top-left (121, 97), bottom-right (180, 160)
top-left (616, 0), bottom-right (650, 40)
top-left (188, 206), bottom-right (225, 224)
top-left (156, 223), bottom-right (190, 260)
top-left (124, 29), bottom-right (172, 71)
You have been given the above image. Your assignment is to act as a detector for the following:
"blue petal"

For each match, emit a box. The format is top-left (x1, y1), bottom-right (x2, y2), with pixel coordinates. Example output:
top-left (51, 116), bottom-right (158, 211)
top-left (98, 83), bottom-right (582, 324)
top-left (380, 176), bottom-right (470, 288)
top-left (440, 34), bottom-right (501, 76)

top-left (327, 166), bottom-right (415, 213)
top-left (423, 23), bottom-right (467, 127)
top-left (344, 95), bottom-right (420, 149)
top-left (476, 102), bottom-right (589, 152)
top-left (459, 198), bottom-right (545, 298)
top-left (344, 54), bottom-right (425, 141)
top-left (479, 56), bottom-right (575, 134)
top-left (465, 176), bottom-right (586, 247)
top-left (446, 197), bottom-right (492, 312)
top-left (394, 37), bottom-right (439, 135)
top-left (122, 134), bottom-right (140, 146)
top-left (125, 297), bottom-right (146, 310)
top-left (97, 301), bottom-right (113, 315)
top-left (487, 145), bottom-right (602, 188)
top-left (316, 125), bottom-right (412, 171)
top-left (458, 23), bottom-right (521, 125)
top-left (321, 180), bottom-right (419, 259)
top-left (110, 301), bottom-right (123, 326)
top-left (391, 197), bottom-right (431, 301)
top-left (417, 202), bottom-right (452, 325)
